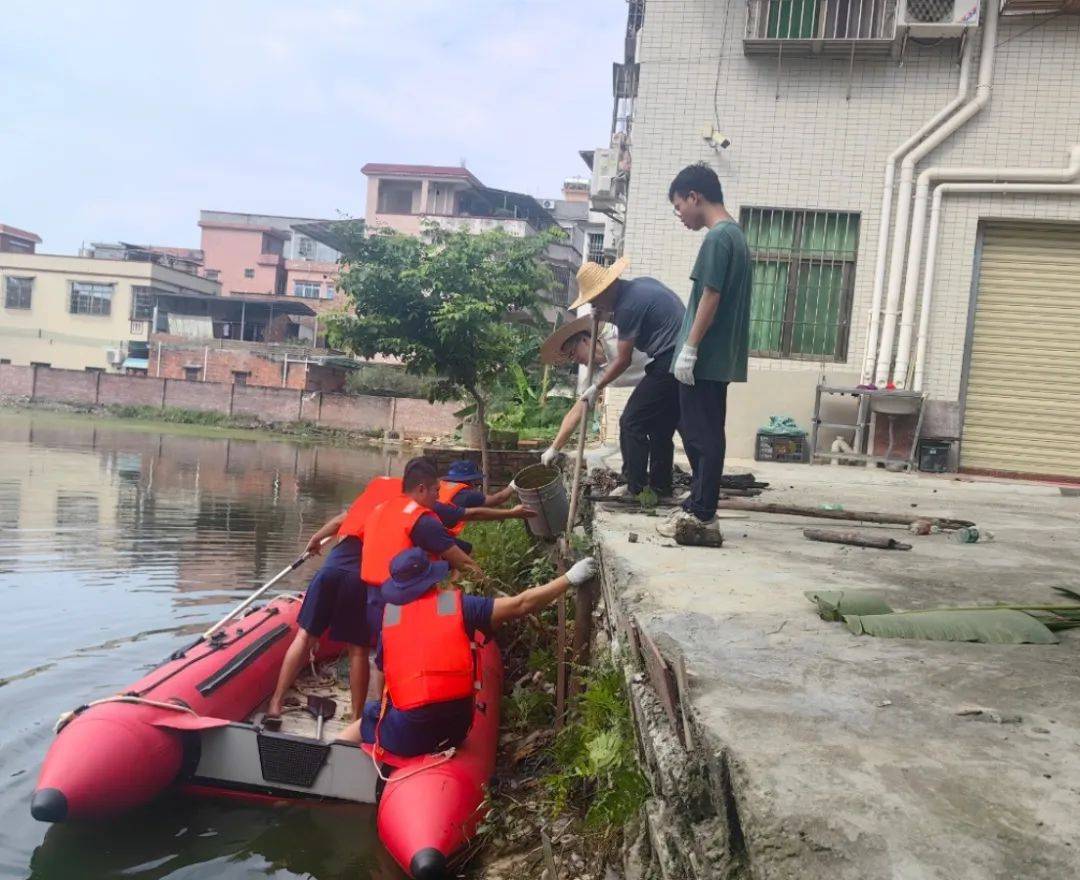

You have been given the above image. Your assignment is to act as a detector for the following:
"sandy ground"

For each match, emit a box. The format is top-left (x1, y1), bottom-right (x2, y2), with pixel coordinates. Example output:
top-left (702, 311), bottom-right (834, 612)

top-left (591, 452), bottom-right (1080, 879)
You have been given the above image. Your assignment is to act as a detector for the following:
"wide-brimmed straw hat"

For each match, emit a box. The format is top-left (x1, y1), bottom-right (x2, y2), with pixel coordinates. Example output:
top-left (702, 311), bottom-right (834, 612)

top-left (540, 314), bottom-right (605, 365)
top-left (568, 256), bottom-right (630, 310)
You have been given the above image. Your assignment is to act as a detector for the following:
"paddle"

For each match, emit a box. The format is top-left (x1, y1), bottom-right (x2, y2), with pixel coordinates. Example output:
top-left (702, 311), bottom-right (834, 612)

top-left (168, 537), bottom-right (332, 661)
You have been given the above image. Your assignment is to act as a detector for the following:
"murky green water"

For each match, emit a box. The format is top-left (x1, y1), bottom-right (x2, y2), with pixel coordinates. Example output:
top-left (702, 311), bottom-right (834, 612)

top-left (0, 411), bottom-right (411, 879)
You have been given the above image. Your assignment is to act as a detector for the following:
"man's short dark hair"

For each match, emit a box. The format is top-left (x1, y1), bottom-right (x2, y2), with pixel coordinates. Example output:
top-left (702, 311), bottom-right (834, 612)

top-left (402, 456), bottom-right (439, 491)
top-left (668, 163), bottom-right (724, 204)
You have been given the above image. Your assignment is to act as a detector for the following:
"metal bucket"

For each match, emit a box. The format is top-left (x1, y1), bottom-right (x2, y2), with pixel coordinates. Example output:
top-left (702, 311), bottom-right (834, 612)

top-left (511, 464), bottom-right (570, 539)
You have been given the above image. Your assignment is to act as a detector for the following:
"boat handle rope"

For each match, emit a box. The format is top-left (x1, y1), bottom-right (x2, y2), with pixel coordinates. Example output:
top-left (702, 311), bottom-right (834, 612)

top-left (54, 695), bottom-right (199, 734)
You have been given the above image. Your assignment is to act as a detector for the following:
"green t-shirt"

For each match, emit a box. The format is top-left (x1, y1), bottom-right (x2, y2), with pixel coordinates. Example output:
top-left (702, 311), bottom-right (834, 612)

top-left (673, 220), bottom-right (752, 383)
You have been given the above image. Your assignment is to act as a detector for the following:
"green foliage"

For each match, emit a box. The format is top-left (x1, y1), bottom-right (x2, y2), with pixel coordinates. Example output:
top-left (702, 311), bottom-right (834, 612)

top-left (327, 222), bottom-right (555, 409)
top-left (106, 405), bottom-right (231, 426)
top-left (545, 660), bottom-right (649, 830)
top-left (488, 364), bottom-right (573, 433)
top-left (344, 363), bottom-right (437, 399)
top-left (461, 518), bottom-right (555, 588)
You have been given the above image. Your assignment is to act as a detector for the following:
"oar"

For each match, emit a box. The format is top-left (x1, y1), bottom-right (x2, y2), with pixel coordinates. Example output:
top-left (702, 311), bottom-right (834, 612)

top-left (201, 537), bottom-right (333, 641)
top-left (168, 538), bottom-right (331, 660)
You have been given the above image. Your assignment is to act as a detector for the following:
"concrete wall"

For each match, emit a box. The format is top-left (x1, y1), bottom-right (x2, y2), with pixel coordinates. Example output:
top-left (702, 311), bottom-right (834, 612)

top-left (0, 363), bottom-right (459, 439)
top-left (619, 3), bottom-right (1080, 452)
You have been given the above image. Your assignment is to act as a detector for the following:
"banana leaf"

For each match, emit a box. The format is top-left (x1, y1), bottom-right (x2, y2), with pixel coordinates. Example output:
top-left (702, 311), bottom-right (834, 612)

top-left (844, 609), bottom-right (1059, 645)
top-left (805, 590), bottom-right (893, 622)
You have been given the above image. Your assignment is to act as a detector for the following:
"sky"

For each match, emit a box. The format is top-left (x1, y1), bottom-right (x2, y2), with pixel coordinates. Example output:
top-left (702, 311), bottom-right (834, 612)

top-left (2, 0), bottom-right (626, 254)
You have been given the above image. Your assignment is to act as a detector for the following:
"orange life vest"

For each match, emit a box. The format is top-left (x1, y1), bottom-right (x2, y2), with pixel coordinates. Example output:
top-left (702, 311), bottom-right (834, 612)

top-left (337, 477), bottom-right (403, 540)
top-left (381, 589), bottom-right (476, 710)
top-left (437, 480), bottom-right (470, 536)
top-left (360, 494), bottom-right (436, 585)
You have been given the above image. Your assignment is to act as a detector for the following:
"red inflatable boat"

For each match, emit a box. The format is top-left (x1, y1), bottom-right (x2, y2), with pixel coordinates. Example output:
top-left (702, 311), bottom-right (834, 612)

top-left (33, 575), bottom-right (503, 879)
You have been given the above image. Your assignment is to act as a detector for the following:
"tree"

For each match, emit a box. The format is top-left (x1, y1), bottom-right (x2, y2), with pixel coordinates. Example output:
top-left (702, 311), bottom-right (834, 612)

top-left (327, 221), bottom-right (555, 488)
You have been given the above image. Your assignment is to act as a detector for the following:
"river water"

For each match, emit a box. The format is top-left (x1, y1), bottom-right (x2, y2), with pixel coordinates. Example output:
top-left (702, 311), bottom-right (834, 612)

top-left (0, 411), bottom-right (411, 880)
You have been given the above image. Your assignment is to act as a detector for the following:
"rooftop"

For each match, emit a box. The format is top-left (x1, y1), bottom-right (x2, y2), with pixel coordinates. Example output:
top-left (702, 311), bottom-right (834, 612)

top-left (361, 163), bottom-right (483, 187)
top-left (0, 224), bottom-right (42, 244)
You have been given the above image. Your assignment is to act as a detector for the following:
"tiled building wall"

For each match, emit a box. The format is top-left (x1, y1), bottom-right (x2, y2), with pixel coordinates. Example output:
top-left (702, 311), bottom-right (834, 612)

top-left (612, 1), bottom-right (1080, 454)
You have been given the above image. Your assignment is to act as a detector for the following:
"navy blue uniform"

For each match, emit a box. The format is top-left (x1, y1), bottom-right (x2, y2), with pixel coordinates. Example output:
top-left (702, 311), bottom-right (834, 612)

top-left (361, 594), bottom-right (495, 757)
top-left (296, 537), bottom-right (368, 646)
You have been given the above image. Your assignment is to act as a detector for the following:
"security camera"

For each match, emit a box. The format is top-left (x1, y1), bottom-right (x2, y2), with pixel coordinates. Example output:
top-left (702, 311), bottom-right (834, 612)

top-left (700, 125), bottom-right (731, 150)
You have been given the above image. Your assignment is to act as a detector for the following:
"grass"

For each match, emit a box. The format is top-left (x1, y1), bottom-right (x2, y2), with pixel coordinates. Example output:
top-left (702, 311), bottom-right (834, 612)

top-left (461, 518), bottom-right (647, 871)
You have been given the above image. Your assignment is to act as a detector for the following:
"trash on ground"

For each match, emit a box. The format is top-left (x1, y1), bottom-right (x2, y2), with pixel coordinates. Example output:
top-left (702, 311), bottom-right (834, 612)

top-left (805, 590), bottom-right (894, 621)
top-left (955, 707), bottom-right (1023, 724)
top-left (952, 526), bottom-right (994, 544)
top-left (803, 528), bottom-right (912, 551)
top-left (758, 415), bottom-right (803, 435)
top-left (845, 609), bottom-right (1059, 645)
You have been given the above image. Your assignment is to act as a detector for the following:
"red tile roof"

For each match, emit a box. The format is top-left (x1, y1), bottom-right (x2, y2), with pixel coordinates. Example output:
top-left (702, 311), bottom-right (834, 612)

top-left (360, 163), bottom-right (482, 187)
top-left (0, 224), bottom-right (42, 243)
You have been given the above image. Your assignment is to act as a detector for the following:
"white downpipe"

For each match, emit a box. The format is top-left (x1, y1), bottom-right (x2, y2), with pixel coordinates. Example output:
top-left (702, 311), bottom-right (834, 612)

top-left (873, 0), bottom-right (1000, 387)
top-left (859, 38), bottom-right (975, 384)
top-left (912, 180), bottom-right (1080, 392)
top-left (897, 145), bottom-right (1080, 386)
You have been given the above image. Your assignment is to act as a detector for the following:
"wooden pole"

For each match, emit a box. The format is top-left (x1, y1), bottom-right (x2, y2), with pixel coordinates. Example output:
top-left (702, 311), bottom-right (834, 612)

top-left (556, 311), bottom-right (600, 728)
top-left (714, 498), bottom-right (973, 530)
top-left (803, 528), bottom-right (912, 551)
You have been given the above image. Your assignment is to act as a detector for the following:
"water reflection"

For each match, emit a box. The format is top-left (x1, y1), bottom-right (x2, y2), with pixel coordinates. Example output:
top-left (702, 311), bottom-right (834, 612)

top-left (0, 412), bottom-right (410, 880)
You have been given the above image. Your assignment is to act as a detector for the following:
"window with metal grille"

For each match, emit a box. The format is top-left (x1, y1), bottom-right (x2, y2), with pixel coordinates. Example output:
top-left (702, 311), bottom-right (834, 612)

top-left (740, 207), bottom-right (859, 362)
top-left (4, 276), bottom-right (32, 309)
top-left (70, 282), bottom-right (114, 316)
top-left (297, 236), bottom-right (315, 259)
top-left (587, 232), bottom-right (607, 264)
top-left (232, 371), bottom-right (249, 386)
top-left (293, 281), bottom-right (320, 299)
top-left (323, 282), bottom-right (335, 300)
top-left (184, 366), bottom-right (201, 382)
top-left (130, 286), bottom-right (154, 320)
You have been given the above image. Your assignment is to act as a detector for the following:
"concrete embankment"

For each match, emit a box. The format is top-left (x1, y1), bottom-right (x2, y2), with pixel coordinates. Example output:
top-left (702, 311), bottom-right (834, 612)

top-left (593, 461), bottom-right (1080, 879)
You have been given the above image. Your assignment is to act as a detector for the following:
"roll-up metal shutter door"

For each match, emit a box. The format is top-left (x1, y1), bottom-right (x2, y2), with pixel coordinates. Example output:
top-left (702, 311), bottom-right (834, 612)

top-left (962, 221), bottom-right (1080, 478)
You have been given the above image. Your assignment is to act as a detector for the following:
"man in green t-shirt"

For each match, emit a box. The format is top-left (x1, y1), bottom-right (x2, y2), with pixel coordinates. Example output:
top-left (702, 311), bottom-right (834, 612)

top-left (662, 163), bottom-right (751, 537)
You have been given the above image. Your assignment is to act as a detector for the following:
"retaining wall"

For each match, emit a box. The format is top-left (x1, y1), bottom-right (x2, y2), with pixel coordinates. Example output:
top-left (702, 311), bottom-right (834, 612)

top-left (0, 363), bottom-right (459, 439)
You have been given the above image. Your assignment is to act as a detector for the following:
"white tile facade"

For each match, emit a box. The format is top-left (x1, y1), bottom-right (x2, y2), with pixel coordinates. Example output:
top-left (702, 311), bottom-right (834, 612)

top-left (609, 1), bottom-right (1080, 443)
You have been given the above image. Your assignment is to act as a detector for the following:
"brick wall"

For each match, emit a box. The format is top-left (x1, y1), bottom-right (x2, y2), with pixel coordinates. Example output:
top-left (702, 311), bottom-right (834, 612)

top-left (618, 5), bottom-right (1080, 451)
top-left (315, 392), bottom-right (392, 431)
top-left (0, 364), bottom-right (33, 397)
top-left (98, 373), bottom-right (165, 407)
top-left (1, 363), bottom-right (461, 440)
top-left (162, 378), bottom-right (234, 413)
top-left (150, 341), bottom-right (348, 392)
top-left (32, 368), bottom-right (98, 405)
top-left (232, 384), bottom-right (303, 421)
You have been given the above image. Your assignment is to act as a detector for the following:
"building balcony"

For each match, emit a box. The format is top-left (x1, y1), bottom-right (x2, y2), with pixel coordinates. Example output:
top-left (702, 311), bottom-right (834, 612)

top-left (745, 0), bottom-right (899, 56)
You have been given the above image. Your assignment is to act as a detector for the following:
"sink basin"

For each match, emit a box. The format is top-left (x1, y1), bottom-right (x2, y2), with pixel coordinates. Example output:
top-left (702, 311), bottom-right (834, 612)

top-left (870, 395), bottom-right (922, 416)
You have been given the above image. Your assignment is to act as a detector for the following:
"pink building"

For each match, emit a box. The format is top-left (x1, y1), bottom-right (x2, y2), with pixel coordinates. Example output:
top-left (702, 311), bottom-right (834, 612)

top-left (361, 163), bottom-right (557, 238)
top-left (199, 215), bottom-right (288, 297)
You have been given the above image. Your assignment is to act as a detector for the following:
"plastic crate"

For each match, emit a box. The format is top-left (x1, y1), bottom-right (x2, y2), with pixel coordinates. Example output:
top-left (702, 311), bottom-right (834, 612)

top-left (755, 432), bottom-right (809, 463)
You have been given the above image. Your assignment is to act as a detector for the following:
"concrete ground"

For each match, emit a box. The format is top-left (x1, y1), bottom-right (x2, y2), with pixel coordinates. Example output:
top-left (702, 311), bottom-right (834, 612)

top-left (591, 454), bottom-right (1080, 879)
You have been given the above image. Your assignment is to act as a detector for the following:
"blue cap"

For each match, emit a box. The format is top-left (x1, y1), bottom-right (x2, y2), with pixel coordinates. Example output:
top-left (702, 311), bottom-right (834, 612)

top-left (445, 459), bottom-right (484, 484)
top-left (381, 548), bottom-right (450, 605)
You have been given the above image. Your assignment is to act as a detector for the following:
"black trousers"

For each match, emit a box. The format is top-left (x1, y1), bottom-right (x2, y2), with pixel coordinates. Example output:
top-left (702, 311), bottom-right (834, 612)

top-left (678, 380), bottom-right (729, 521)
top-left (618, 351), bottom-right (680, 495)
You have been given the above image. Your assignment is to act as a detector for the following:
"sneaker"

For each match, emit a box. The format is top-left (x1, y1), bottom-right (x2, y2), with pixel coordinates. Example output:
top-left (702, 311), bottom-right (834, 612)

top-left (610, 485), bottom-right (632, 498)
top-left (656, 509), bottom-right (694, 538)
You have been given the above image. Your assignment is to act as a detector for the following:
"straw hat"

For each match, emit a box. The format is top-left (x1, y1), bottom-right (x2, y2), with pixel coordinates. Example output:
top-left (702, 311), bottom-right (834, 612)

top-left (540, 314), bottom-right (604, 365)
top-left (568, 256), bottom-right (630, 310)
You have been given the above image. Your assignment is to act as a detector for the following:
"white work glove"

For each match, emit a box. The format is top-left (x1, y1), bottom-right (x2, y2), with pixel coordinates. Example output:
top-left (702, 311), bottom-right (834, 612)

top-left (540, 446), bottom-right (559, 467)
top-left (673, 344), bottom-right (698, 386)
top-left (565, 556), bottom-right (597, 586)
top-left (580, 383), bottom-right (600, 408)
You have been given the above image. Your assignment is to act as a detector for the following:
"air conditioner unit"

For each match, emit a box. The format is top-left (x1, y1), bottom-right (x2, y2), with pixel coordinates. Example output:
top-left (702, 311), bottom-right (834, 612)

top-left (900, 0), bottom-right (980, 36)
top-left (106, 348), bottom-right (123, 365)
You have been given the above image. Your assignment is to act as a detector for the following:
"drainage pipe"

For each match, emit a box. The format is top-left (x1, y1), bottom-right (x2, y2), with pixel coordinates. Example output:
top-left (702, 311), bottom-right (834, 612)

top-left (859, 37), bottom-right (975, 384)
top-left (873, 0), bottom-right (1000, 387)
top-left (896, 145), bottom-right (1080, 386)
top-left (912, 181), bottom-right (1080, 392)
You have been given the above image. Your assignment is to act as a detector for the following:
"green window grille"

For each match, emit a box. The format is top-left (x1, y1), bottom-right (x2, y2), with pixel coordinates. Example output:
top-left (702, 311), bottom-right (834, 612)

top-left (741, 207), bottom-right (859, 362)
